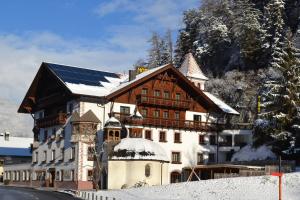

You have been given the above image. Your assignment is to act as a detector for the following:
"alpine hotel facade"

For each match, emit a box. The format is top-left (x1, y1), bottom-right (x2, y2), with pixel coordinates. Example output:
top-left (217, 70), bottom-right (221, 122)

top-left (3, 53), bottom-right (252, 190)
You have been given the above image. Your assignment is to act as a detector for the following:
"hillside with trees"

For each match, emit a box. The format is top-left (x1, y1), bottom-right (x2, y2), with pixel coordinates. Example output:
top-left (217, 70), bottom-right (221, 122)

top-left (137, 0), bottom-right (300, 153)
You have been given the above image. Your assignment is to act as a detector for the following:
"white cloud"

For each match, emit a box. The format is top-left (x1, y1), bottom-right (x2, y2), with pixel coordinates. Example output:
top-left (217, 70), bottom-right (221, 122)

top-left (0, 31), bottom-right (149, 137)
top-left (0, 98), bottom-right (33, 137)
top-left (94, 0), bottom-right (199, 30)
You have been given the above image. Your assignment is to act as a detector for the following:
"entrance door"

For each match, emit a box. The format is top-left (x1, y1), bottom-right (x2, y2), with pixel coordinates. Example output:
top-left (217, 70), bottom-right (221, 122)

top-left (49, 170), bottom-right (55, 187)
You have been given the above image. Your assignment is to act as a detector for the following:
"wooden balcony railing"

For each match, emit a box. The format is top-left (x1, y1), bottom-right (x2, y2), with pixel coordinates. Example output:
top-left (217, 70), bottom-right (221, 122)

top-left (36, 113), bottom-right (67, 128)
top-left (112, 112), bottom-right (219, 131)
top-left (136, 95), bottom-right (191, 109)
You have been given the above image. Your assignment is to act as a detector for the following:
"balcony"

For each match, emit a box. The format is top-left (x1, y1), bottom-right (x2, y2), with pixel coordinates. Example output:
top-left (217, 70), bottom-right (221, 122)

top-left (136, 95), bottom-right (191, 109)
top-left (36, 113), bottom-right (67, 128)
top-left (113, 112), bottom-right (219, 131)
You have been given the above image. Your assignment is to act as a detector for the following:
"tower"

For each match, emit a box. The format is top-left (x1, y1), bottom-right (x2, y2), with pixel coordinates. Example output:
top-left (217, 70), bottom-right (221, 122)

top-left (178, 53), bottom-right (208, 90)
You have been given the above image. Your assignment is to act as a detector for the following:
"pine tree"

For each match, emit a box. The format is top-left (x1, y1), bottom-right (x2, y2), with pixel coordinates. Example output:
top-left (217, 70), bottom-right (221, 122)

top-left (256, 37), bottom-right (300, 152)
top-left (231, 0), bottom-right (266, 69)
top-left (264, 0), bottom-right (286, 68)
top-left (148, 31), bottom-right (173, 68)
top-left (148, 32), bottom-right (162, 69)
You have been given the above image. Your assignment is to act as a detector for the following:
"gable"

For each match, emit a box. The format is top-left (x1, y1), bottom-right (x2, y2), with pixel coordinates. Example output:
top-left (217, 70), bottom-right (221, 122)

top-left (18, 63), bottom-right (72, 113)
top-left (107, 64), bottom-right (220, 113)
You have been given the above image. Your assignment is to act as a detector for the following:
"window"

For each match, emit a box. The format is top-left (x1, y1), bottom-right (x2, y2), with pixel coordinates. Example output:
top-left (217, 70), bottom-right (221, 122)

top-left (38, 112), bottom-right (43, 119)
top-left (44, 130), bottom-right (48, 142)
top-left (129, 128), bottom-right (142, 138)
top-left (171, 171), bottom-right (181, 183)
top-left (145, 130), bottom-right (152, 140)
top-left (208, 153), bottom-right (215, 163)
top-left (209, 135), bottom-right (216, 145)
top-left (197, 153), bottom-right (204, 164)
top-left (199, 135), bottom-right (205, 144)
top-left (60, 170), bottom-right (64, 181)
top-left (145, 164), bottom-right (151, 177)
top-left (163, 91), bottom-right (170, 99)
top-left (159, 131), bottom-right (167, 142)
top-left (87, 170), bottom-right (93, 181)
top-left (193, 115), bottom-right (202, 122)
top-left (163, 111), bottom-right (169, 119)
top-left (71, 170), bottom-right (75, 181)
top-left (70, 147), bottom-right (76, 160)
top-left (141, 108), bottom-right (148, 117)
top-left (120, 106), bottom-right (130, 114)
top-left (51, 150), bottom-right (55, 162)
top-left (68, 103), bottom-right (74, 113)
top-left (175, 93), bottom-right (181, 100)
top-left (52, 128), bottom-right (56, 136)
top-left (154, 90), bottom-right (160, 97)
top-left (60, 148), bottom-right (64, 161)
top-left (153, 110), bottom-right (160, 118)
top-left (171, 152), bottom-right (181, 164)
top-left (56, 171), bottom-right (60, 181)
top-left (174, 132), bottom-right (181, 143)
top-left (43, 151), bottom-right (47, 162)
top-left (87, 147), bottom-right (94, 161)
top-left (34, 151), bottom-right (38, 163)
top-left (141, 88), bottom-right (148, 95)
top-left (175, 112), bottom-right (180, 120)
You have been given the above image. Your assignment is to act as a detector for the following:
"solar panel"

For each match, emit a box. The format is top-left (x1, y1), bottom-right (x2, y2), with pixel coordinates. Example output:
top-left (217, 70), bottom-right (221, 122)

top-left (46, 63), bottom-right (120, 87)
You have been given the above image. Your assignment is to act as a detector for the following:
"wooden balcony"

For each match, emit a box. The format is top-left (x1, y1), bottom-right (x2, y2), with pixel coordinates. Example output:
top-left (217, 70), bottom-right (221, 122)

top-left (112, 112), bottom-right (219, 131)
top-left (36, 113), bottom-right (67, 128)
top-left (136, 95), bottom-right (191, 109)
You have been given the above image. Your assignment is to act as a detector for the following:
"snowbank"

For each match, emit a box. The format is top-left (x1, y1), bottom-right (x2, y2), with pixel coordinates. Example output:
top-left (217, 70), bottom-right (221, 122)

top-left (79, 172), bottom-right (300, 200)
top-left (112, 138), bottom-right (169, 162)
top-left (231, 144), bottom-right (276, 161)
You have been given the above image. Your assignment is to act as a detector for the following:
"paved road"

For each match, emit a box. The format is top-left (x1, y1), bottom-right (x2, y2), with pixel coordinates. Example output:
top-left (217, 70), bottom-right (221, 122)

top-left (0, 186), bottom-right (81, 200)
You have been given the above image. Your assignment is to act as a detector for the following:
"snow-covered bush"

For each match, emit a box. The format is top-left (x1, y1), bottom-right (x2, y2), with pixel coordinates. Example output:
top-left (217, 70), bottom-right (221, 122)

top-left (132, 181), bottom-right (148, 188)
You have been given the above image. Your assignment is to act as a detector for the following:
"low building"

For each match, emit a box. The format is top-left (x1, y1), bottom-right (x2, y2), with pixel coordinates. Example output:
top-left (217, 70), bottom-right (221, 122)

top-left (0, 132), bottom-right (32, 182)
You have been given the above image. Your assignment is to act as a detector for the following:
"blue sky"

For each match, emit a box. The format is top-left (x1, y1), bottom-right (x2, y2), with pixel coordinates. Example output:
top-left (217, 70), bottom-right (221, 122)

top-left (0, 0), bottom-right (199, 136)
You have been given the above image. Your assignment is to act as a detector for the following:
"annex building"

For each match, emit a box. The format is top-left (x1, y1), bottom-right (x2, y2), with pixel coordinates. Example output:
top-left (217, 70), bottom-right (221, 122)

top-left (3, 53), bottom-right (252, 190)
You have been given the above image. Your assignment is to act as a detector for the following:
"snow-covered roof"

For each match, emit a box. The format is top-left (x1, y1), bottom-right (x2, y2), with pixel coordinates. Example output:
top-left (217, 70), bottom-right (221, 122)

top-left (108, 64), bottom-right (168, 96)
top-left (112, 138), bottom-right (169, 162)
top-left (46, 63), bottom-right (125, 97)
top-left (231, 145), bottom-right (276, 162)
top-left (0, 136), bottom-right (32, 157)
top-left (178, 53), bottom-right (208, 81)
top-left (104, 117), bottom-right (122, 128)
top-left (203, 92), bottom-right (239, 115)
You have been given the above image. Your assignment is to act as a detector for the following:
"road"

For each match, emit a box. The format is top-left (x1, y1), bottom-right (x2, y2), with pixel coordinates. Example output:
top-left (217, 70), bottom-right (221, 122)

top-left (0, 186), bottom-right (81, 200)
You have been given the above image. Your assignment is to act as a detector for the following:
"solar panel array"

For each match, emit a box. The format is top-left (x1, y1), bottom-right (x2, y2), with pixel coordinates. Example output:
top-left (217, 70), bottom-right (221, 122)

top-left (46, 63), bottom-right (120, 87)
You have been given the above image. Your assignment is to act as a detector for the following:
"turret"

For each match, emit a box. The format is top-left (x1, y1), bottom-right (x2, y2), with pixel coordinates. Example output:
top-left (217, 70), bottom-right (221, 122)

top-left (178, 53), bottom-right (208, 90)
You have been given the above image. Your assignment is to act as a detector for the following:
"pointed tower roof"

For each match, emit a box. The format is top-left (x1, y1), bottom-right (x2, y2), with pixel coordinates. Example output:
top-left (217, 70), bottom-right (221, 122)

top-left (178, 53), bottom-right (208, 81)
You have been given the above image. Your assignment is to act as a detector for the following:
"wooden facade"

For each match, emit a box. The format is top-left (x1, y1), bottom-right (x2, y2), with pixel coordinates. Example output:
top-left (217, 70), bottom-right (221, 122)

top-left (108, 65), bottom-right (222, 132)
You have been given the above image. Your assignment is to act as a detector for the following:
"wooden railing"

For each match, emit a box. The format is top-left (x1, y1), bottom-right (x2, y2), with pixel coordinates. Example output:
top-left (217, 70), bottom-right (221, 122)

top-left (36, 113), bottom-right (67, 128)
top-left (136, 94), bottom-right (191, 109)
top-left (112, 112), bottom-right (219, 131)
top-left (112, 113), bottom-right (254, 132)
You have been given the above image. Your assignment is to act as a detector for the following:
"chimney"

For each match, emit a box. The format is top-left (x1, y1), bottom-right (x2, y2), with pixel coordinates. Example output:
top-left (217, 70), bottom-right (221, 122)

top-left (129, 70), bottom-right (136, 81)
top-left (4, 131), bottom-right (10, 141)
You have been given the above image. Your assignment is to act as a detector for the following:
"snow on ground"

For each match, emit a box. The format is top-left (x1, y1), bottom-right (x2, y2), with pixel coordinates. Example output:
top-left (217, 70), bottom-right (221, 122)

top-left (231, 144), bottom-right (276, 162)
top-left (80, 172), bottom-right (300, 200)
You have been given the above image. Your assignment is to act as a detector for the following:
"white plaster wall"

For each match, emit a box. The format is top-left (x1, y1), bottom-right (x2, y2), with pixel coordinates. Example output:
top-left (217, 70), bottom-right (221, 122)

top-left (108, 160), bottom-right (169, 189)
top-left (185, 111), bottom-right (209, 122)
